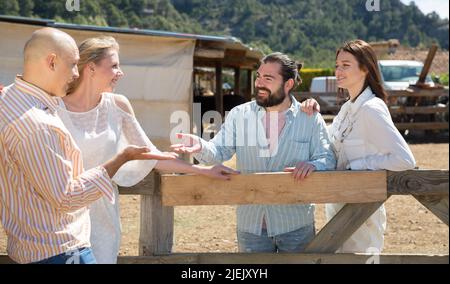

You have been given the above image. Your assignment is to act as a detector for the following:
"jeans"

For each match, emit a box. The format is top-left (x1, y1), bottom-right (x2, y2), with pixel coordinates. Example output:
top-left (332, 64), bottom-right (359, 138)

top-left (238, 224), bottom-right (315, 253)
top-left (32, 247), bottom-right (97, 264)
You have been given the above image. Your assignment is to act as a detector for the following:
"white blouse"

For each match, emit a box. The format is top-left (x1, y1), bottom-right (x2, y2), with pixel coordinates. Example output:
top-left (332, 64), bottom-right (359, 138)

top-left (56, 93), bottom-right (159, 263)
top-left (327, 87), bottom-right (416, 253)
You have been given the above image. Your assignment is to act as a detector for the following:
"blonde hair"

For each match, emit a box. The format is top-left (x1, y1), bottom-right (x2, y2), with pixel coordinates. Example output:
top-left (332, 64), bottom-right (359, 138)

top-left (67, 36), bottom-right (119, 94)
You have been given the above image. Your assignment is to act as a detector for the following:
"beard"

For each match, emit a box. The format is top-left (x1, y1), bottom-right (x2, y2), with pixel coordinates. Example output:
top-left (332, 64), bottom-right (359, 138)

top-left (255, 86), bottom-right (287, 108)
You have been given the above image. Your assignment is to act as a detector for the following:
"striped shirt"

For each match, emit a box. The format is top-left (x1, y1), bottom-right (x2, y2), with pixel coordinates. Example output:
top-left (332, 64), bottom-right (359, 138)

top-left (194, 96), bottom-right (336, 237)
top-left (0, 77), bottom-right (115, 264)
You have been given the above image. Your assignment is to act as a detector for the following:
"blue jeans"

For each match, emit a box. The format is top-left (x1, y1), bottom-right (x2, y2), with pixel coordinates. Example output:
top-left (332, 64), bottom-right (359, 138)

top-left (32, 247), bottom-right (97, 264)
top-left (238, 224), bottom-right (315, 253)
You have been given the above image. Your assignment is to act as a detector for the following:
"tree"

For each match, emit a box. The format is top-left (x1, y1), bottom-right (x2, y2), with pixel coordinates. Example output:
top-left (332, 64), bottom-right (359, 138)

top-left (106, 4), bottom-right (128, 27)
top-left (0, 0), bottom-right (20, 15)
top-left (18, 0), bottom-right (34, 17)
top-left (0, 0), bottom-right (447, 67)
top-left (127, 12), bottom-right (143, 28)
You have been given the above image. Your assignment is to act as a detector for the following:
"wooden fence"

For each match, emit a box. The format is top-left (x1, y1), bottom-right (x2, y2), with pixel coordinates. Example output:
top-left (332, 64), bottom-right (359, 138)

top-left (0, 169), bottom-right (448, 264)
top-left (293, 89), bottom-right (449, 130)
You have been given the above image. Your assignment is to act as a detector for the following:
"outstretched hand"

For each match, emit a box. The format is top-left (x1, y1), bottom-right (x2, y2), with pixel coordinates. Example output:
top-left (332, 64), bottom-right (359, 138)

top-left (123, 146), bottom-right (178, 161)
top-left (170, 133), bottom-right (202, 154)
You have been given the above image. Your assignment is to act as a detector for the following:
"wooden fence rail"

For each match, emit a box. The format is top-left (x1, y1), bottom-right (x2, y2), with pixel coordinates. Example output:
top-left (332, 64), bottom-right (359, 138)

top-left (1, 169), bottom-right (448, 264)
top-left (293, 89), bottom-right (449, 99)
top-left (161, 171), bottom-right (388, 206)
top-left (1, 253), bottom-right (448, 264)
top-left (293, 89), bottom-right (449, 131)
top-left (119, 169), bottom-right (448, 259)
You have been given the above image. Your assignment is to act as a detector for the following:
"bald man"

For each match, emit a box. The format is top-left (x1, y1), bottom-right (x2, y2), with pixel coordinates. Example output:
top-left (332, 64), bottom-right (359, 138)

top-left (22, 27), bottom-right (81, 98)
top-left (0, 28), bottom-right (174, 264)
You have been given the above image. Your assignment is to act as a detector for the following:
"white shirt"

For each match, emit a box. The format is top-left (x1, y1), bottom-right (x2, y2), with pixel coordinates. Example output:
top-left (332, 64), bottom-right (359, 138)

top-left (56, 93), bottom-right (159, 263)
top-left (327, 87), bottom-right (416, 253)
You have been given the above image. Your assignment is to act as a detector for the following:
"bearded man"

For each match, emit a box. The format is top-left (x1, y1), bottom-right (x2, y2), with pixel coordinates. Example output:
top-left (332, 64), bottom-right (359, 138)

top-left (172, 53), bottom-right (336, 253)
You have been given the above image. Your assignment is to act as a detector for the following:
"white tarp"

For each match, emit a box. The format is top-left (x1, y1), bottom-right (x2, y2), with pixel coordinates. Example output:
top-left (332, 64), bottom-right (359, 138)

top-left (0, 22), bottom-right (195, 149)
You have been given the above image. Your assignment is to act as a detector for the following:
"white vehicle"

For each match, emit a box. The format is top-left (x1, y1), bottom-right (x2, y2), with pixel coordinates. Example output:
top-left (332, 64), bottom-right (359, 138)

top-left (378, 60), bottom-right (435, 90)
top-left (310, 60), bottom-right (435, 94)
top-left (310, 76), bottom-right (338, 93)
top-left (309, 76), bottom-right (339, 109)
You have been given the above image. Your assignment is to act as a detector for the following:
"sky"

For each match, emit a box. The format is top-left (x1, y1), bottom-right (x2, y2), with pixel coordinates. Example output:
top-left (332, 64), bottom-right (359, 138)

top-left (400, 0), bottom-right (449, 19)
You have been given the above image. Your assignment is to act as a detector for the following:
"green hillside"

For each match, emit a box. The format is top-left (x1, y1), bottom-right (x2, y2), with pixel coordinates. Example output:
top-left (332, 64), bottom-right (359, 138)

top-left (1, 0), bottom-right (448, 67)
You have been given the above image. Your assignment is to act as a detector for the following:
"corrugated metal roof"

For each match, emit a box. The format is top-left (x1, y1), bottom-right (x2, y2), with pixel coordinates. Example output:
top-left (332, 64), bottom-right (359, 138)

top-left (0, 14), bottom-right (240, 43)
top-left (0, 14), bottom-right (264, 64)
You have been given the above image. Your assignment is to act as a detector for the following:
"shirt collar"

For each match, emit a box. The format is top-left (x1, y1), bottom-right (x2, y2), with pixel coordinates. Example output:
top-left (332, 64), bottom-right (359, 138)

top-left (349, 86), bottom-right (375, 115)
top-left (289, 95), bottom-right (300, 117)
top-left (255, 94), bottom-right (300, 117)
top-left (14, 75), bottom-right (59, 113)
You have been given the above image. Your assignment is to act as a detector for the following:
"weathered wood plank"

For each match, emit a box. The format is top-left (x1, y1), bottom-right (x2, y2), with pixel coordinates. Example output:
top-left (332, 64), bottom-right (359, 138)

top-left (118, 254), bottom-right (198, 264)
top-left (120, 253), bottom-right (449, 264)
top-left (0, 255), bottom-right (14, 264)
top-left (121, 170), bottom-right (448, 198)
top-left (138, 172), bottom-right (174, 256)
top-left (161, 171), bottom-right (387, 206)
top-left (193, 253), bottom-right (449, 264)
top-left (294, 89), bottom-right (449, 99)
top-left (418, 44), bottom-right (438, 84)
top-left (215, 62), bottom-right (224, 117)
top-left (414, 195), bottom-right (449, 226)
top-left (194, 48), bottom-right (225, 59)
top-left (387, 170), bottom-right (449, 195)
top-left (2, 254), bottom-right (446, 264)
top-left (304, 202), bottom-right (385, 253)
top-left (387, 89), bottom-right (449, 98)
top-left (322, 89), bottom-right (449, 98)
top-left (234, 68), bottom-right (241, 97)
top-left (244, 70), bottom-right (253, 102)
top-left (224, 50), bottom-right (248, 66)
top-left (139, 196), bottom-right (174, 256)
top-left (394, 122), bottom-right (449, 130)
top-left (118, 172), bottom-right (159, 195)
top-left (389, 106), bottom-right (448, 115)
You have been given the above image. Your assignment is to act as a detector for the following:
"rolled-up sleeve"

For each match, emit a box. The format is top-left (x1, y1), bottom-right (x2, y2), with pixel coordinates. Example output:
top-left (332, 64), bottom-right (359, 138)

top-left (14, 128), bottom-right (115, 213)
top-left (194, 108), bottom-right (238, 165)
top-left (309, 113), bottom-right (336, 171)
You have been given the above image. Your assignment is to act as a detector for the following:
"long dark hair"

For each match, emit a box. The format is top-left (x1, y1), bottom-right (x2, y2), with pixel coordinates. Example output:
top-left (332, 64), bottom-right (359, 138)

top-left (261, 52), bottom-right (302, 93)
top-left (336, 40), bottom-right (388, 102)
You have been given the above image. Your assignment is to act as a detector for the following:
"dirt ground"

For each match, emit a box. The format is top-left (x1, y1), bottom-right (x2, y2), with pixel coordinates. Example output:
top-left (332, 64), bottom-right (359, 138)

top-left (0, 143), bottom-right (448, 257)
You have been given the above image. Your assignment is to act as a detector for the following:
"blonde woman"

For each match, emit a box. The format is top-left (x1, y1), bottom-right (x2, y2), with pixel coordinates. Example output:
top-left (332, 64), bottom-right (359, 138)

top-left (57, 36), bottom-right (238, 263)
top-left (301, 40), bottom-right (416, 253)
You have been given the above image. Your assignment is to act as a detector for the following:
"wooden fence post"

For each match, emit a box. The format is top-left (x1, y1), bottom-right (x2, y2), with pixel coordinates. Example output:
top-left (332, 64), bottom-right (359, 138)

top-left (138, 172), bottom-right (174, 256)
top-left (304, 201), bottom-right (385, 253)
top-left (414, 195), bottom-right (449, 226)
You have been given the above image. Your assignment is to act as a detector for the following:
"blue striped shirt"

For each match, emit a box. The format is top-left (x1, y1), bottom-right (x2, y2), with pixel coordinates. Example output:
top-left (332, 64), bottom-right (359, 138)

top-left (194, 96), bottom-right (336, 236)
